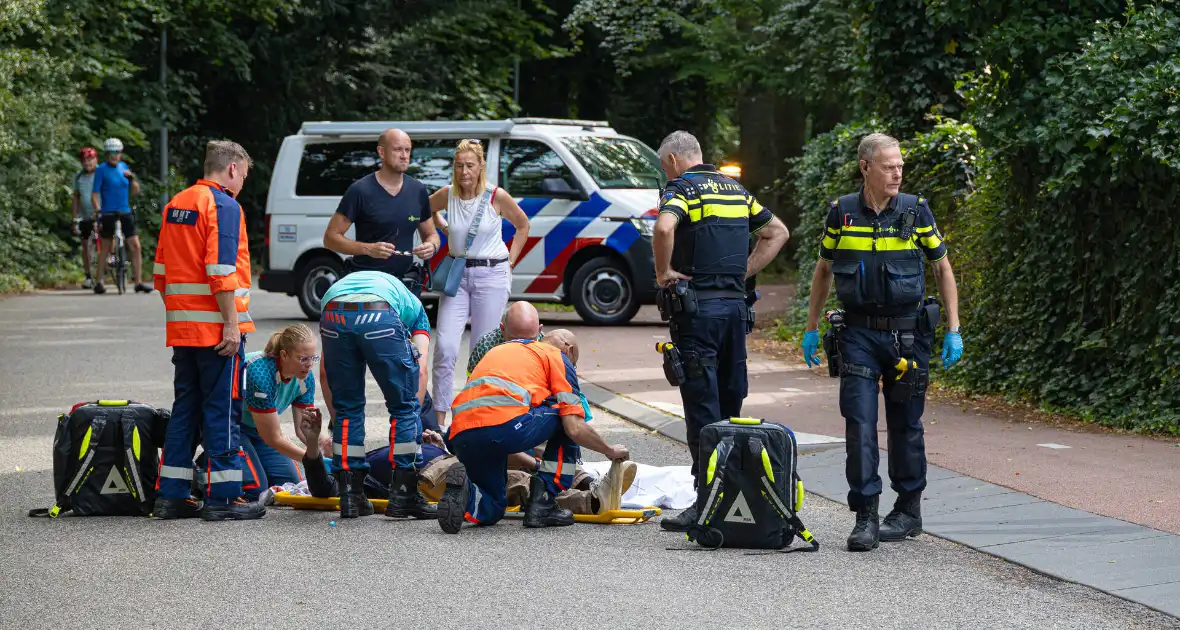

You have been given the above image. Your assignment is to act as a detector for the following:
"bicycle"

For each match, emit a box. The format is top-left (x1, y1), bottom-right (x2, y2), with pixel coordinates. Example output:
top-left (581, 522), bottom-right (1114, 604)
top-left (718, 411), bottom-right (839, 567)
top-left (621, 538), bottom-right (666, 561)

top-left (108, 217), bottom-right (127, 295)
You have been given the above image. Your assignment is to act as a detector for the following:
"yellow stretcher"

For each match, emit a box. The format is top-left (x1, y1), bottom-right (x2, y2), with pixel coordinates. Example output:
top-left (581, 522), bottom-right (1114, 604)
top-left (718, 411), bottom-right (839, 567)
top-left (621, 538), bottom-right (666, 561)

top-left (272, 461), bottom-right (661, 525)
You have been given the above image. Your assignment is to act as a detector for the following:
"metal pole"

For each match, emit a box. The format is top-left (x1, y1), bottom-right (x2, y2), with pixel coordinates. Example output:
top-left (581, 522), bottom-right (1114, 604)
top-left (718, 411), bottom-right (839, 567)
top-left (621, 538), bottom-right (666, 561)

top-left (159, 25), bottom-right (169, 205)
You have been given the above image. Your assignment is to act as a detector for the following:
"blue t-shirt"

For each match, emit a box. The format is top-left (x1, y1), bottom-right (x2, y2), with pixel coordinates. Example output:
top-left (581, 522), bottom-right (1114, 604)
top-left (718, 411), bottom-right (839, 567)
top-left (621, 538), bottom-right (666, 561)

top-left (242, 352), bottom-right (315, 428)
top-left (92, 161), bottom-right (132, 214)
top-left (335, 173), bottom-right (431, 278)
top-left (321, 270), bottom-right (431, 336)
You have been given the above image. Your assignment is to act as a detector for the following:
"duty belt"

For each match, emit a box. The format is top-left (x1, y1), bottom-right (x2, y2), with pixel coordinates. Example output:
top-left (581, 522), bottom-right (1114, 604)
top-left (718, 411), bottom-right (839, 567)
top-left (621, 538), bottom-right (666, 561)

top-left (325, 301), bottom-right (391, 311)
top-left (843, 312), bottom-right (918, 331)
top-left (695, 290), bottom-right (745, 301)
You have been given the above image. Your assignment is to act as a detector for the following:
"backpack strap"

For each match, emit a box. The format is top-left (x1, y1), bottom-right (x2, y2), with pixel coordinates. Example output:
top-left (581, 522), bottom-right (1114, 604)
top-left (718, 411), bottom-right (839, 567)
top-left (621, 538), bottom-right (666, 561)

top-left (685, 435), bottom-right (735, 550)
top-left (34, 411), bottom-right (111, 518)
top-left (118, 410), bottom-right (149, 512)
top-left (746, 437), bottom-right (819, 553)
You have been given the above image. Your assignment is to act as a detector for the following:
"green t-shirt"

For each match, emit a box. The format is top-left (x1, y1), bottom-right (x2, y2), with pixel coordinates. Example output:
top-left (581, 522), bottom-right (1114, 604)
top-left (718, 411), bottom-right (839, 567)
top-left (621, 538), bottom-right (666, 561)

top-left (320, 270), bottom-right (431, 335)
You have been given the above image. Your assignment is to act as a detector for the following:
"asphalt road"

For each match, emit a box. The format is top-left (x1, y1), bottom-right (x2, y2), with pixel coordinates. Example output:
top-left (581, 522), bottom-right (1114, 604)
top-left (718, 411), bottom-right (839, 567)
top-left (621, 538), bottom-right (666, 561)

top-left (1, 289), bottom-right (1176, 629)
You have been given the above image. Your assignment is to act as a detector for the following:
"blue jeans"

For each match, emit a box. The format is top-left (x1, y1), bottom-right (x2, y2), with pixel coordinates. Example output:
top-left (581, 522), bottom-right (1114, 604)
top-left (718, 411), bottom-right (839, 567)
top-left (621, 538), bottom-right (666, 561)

top-left (448, 404), bottom-right (580, 526)
top-left (320, 301), bottom-right (422, 472)
top-left (159, 340), bottom-right (246, 503)
top-left (672, 298), bottom-right (748, 483)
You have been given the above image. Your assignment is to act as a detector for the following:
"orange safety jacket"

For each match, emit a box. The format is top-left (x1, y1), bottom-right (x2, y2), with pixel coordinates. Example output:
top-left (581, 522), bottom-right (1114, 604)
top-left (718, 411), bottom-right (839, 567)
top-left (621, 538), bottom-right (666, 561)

top-left (153, 179), bottom-right (254, 347)
top-left (449, 341), bottom-right (585, 438)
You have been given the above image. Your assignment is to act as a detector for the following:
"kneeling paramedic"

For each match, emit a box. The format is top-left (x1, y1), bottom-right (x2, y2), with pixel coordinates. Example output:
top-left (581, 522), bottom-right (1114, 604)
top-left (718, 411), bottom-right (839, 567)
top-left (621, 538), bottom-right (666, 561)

top-left (319, 270), bottom-right (434, 520)
top-left (436, 330), bottom-right (631, 533)
top-left (152, 140), bottom-right (263, 521)
top-left (651, 131), bottom-right (789, 532)
top-left (801, 133), bottom-right (964, 551)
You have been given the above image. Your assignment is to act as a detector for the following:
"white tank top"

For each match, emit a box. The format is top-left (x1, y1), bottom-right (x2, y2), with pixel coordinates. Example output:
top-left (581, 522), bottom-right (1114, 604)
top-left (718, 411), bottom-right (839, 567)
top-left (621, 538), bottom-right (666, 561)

top-left (445, 184), bottom-right (509, 260)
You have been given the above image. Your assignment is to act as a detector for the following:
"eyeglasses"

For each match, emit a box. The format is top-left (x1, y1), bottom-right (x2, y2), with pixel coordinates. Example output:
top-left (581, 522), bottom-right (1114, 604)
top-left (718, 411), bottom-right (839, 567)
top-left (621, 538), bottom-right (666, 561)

top-left (297, 354), bottom-right (320, 365)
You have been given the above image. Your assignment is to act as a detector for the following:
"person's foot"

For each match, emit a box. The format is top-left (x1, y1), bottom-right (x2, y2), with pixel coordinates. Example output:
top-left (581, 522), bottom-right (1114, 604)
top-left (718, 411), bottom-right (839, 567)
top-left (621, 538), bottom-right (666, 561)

top-left (659, 504), bottom-right (700, 532)
top-left (847, 496), bottom-right (880, 552)
top-left (93, 283), bottom-right (106, 295)
top-left (385, 469), bottom-right (437, 519)
top-left (589, 460), bottom-right (637, 514)
top-left (523, 474), bottom-right (574, 528)
top-left (437, 462), bottom-right (470, 534)
top-left (879, 492), bottom-right (922, 542)
top-left (82, 277), bottom-right (94, 289)
top-left (200, 497), bottom-right (266, 521)
top-left (134, 283), bottom-right (153, 293)
top-left (152, 496), bottom-right (201, 519)
top-left (337, 470), bottom-right (374, 519)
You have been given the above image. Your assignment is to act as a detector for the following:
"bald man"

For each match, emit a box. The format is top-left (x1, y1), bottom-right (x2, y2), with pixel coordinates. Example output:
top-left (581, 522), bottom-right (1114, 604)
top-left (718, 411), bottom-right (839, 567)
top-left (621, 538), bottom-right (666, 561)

top-left (466, 301), bottom-right (544, 375)
top-left (324, 128), bottom-right (440, 293)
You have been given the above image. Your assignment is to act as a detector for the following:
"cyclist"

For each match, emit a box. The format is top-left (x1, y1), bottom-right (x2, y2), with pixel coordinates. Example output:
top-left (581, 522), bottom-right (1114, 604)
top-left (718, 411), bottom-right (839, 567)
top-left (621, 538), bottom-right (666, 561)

top-left (71, 147), bottom-right (99, 288)
top-left (91, 137), bottom-right (151, 294)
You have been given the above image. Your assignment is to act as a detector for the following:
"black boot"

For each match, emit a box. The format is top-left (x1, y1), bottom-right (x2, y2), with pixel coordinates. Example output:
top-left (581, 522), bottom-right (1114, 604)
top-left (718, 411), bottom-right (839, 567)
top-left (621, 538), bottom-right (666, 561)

top-left (200, 497), bottom-right (266, 521)
top-left (337, 470), bottom-right (374, 519)
top-left (152, 496), bottom-right (201, 519)
top-left (437, 462), bottom-right (470, 534)
top-left (385, 468), bottom-right (437, 519)
top-left (879, 492), bottom-right (923, 541)
top-left (847, 495), bottom-right (879, 552)
top-left (659, 503), bottom-right (700, 532)
top-left (523, 474), bottom-right (574, 528)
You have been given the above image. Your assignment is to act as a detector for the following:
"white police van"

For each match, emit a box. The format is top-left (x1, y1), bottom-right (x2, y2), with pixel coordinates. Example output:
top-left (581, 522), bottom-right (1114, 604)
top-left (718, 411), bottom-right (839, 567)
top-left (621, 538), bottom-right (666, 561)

top-left (259, 118), bottom-right (663, 325)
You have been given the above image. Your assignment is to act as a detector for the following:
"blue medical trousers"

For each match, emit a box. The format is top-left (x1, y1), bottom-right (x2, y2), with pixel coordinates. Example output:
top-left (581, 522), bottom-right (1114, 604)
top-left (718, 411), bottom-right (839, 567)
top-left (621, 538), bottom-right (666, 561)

top-left (320, 302), bottom-right (423, 473)
top-left (839, 325), bottom-right (931, 510)
top-left (158, 340), bottom-right (247, 503)
top-left (672, 297), bottom-right (748, 484)
top-left (448, 405), bottom-right (579, 525)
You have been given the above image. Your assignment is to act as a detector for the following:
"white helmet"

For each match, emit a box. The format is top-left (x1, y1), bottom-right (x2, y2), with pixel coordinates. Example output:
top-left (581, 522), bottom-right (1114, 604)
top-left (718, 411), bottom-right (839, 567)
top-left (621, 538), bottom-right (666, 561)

top-left (103, 138), bottom-right (124, 153)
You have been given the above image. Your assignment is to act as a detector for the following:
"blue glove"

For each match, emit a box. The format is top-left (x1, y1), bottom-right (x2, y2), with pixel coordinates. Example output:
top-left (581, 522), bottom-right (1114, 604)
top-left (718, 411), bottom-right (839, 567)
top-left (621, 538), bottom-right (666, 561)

top-left (942, 332), bottom-right (963, 369)
top-left (802, 330), bottom-right (821, 368)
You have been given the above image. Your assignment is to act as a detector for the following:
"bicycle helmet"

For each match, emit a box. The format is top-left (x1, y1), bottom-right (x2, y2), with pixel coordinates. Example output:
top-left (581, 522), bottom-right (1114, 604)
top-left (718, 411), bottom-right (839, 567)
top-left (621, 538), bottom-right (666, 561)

top-left (103, 138), bottom-right (124, 153)
top-left (79, 147), bottom-right (97, 160)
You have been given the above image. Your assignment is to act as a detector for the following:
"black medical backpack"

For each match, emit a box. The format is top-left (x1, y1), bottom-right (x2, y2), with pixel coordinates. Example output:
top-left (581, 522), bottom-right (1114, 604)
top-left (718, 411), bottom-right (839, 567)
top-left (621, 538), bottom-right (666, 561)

top-left (29, 400), bottom-right (169, 518)
top-left (687, 418), bottom-right (819, 551)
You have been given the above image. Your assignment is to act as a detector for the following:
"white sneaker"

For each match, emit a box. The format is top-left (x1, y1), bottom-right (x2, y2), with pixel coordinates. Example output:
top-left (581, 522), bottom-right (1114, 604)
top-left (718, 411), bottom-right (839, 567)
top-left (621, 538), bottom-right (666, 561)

top-left (82, 277), bottom-right (94, 289)
top-left (589, 460), bottom-right (637, 514)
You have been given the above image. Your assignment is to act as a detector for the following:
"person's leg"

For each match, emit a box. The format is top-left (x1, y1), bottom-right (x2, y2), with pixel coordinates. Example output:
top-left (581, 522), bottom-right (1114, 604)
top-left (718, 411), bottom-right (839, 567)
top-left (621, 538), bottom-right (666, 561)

top-left (244, 427), bottom-right (301, 490)
top-left (157, 348), bottom-right (201, 500)
top-left (95, 216), bottom-right (114, 288)
top-left (716, 299), bottom-right (748, 421)
top-left (839, 326), bottom-right (887, 550)
top-left (448, 428), bottom-right (509, 525)
top-left (673, 311), bottom-right (724, 486)
top-left (880, 331), bottom-right (932, 541)
top-left (238, 433), bottom-right (268, 500)
top-left (467, 263), bottom-right (511, 345)
top-left (321, 313), bottom-right (368, 472)
top-left (431, 277), bottom-right (472, 426)
top-left (198, 343), bottom-right (245, 503)
top-left (80, 221), bottom-right (93, 280)
top-left (123, 215), bottom-right (142, 283)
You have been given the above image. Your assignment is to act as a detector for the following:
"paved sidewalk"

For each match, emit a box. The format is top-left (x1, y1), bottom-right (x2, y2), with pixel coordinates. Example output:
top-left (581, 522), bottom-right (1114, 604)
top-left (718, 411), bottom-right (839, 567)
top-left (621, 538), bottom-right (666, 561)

top-left (583, 382), bottom-right (1180, 619)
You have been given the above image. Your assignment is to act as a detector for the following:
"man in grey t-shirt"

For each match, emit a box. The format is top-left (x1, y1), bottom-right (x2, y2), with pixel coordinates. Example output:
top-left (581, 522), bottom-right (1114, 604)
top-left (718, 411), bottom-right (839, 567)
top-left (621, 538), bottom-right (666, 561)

top-left (72, 147), bottom-right (99, 288)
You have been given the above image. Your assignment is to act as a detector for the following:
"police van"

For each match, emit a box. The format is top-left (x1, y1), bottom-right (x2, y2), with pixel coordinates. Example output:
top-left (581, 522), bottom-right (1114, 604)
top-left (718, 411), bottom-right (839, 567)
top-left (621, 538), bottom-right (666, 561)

top-left (259, 118), bottom-right (663, 325)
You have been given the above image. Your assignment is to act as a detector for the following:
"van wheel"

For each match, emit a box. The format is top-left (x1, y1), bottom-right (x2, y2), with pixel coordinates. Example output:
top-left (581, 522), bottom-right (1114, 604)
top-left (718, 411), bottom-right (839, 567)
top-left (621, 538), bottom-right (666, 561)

top-left (297, 256), bottom-right (343, 321)
top-left (570, 256), bottom-right (640, 326)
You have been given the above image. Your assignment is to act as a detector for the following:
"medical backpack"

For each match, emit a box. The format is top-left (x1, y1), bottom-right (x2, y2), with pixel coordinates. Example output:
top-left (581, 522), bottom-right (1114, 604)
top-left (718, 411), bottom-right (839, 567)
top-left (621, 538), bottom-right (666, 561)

top-left (28, 400), bottom-right (169, 518)
top-left (687, 417), bottom-right (819, 551)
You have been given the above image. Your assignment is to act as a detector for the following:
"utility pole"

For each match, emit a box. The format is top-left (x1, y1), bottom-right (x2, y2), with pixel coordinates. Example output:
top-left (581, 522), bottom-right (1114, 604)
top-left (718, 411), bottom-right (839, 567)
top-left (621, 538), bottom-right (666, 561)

top-left (159, 25), bottom-right (169, 205)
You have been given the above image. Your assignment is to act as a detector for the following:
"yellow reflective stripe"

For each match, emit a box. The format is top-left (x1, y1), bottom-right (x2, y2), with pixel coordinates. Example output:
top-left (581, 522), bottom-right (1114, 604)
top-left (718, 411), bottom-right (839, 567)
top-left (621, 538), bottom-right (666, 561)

top-left (662, 197), bottom-right (689, 212)
top-left (465, 376), bottom-right (530, 405)
top-left (824, 227), bottom-right (840, 237)
top-left (79, 426), bottom-right (93, 460)
top-left (834, 236), bottom-right (920, 252)
top-left (920, 234), bottom-right (943, 249)
top-left (153, 262), bottom-right (165, 275)
top-left (841, 225), bottom-right (873, 233)
top-left (165, 310), bottom-right (254, 324)
top-left (730, 417), bottom-right (762, 425)
top-left (206, 264), bottom-right (236, 276)
top-left (132, 426), bottom-right (141, 460)
top-left (451, 394), bottom-right (527, 417)
top-left (796, 480), bottom-right (805, 513)
top-left (821, 236), bottom-right (839, 250)
top-left (749, 198), bottom-right (765, 217)
top-left (165, 284), bottom-right (252, 298)
top-left (706, 448), bottom-right (719, 485)
top-left (688, 204), bottom-right (749, 222)
top-left (760, 448), bottom-right (774, 482)
top-left (699, 193), bottom-right (747, 203)
top-left (914, 225), bottom-right (934, 234)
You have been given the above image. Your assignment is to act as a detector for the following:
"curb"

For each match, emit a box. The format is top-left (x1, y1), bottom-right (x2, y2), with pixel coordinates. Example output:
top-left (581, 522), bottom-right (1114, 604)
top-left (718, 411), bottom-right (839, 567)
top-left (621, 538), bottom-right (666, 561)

top-left (582, 378), bottom-right (1180, 620)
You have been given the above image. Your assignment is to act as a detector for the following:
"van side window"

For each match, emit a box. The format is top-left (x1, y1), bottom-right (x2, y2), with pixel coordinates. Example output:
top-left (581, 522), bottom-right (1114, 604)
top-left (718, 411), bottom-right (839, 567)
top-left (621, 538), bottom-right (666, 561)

top-left (296, 139), bottom-right (461, 197)
top-left (499, 140), bottom-right (578, 197)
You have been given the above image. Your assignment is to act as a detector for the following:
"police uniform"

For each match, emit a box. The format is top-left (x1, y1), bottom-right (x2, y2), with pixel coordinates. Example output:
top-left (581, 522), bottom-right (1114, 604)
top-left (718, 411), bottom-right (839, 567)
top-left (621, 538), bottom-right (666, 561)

top-left (819, 190), bottom-right (946, 512)
top-left (659, 164), bottom-right (774, 484)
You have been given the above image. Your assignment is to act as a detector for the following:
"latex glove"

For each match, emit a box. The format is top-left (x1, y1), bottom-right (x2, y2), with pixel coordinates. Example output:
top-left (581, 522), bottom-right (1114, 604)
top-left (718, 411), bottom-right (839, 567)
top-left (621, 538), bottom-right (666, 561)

top-left (942, 332), bottom-right (963, 369)
top-left (802, 329), bottom-right (821, 368)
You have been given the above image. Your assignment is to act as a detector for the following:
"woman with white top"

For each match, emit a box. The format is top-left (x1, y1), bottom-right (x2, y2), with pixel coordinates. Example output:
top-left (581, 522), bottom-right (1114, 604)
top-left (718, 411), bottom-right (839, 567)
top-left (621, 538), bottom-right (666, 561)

top-left (428, 139), bottom-right (530, 428)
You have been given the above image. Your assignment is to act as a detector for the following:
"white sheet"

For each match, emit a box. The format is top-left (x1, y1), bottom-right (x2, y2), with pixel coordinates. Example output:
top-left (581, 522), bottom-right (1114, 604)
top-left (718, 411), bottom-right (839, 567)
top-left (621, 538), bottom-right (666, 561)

top-left (581, 461), bottom-right (696, 510)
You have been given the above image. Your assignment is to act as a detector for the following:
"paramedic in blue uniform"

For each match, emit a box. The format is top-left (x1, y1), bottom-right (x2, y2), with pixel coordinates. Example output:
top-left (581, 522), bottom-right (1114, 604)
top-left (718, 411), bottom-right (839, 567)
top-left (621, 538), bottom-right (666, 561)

top-left (652, 131), bottom-right (789, 533)
top-left (318, 269), bottom-right (436, 520)
top-left (800, 132), bottom-right (963, 552)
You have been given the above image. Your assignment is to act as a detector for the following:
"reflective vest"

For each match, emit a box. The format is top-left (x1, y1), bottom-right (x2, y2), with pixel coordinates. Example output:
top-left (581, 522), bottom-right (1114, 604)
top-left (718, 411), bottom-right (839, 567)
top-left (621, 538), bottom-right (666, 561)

top-left (661, 165), bottom-right (773, 294)
top-left (820, 192), bottom-right (946, 316)
top-left (449, 341), bottom-right (584, 438)
top-left (153, 180), bottom-right (254, 347)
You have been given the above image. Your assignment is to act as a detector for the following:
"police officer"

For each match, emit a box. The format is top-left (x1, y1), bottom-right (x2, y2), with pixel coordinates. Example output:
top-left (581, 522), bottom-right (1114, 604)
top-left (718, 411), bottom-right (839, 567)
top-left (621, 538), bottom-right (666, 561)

top-left (652, 131), bottom-right (789, 532)
top-left (800, 133), bottom-right (964, 551)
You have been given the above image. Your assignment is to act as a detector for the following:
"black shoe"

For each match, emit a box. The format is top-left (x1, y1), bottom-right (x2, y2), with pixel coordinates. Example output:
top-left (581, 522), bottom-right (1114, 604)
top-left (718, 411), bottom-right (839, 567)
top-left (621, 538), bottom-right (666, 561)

top-left (152, 496), bottom-right (201, 519)
top-left (523, 474), bottom-right (574, 528)
top-left (659, 504), bottom-right (700, 532)
top-left (386, 468), bottom-right (437, 519)
top-left (93, 283), bottom-right (106, 295)
top-left (879, 492), bottom-right (923, 541)
top-left (847, 495), bottom-right (880, 551)
top-left (336, 470), bottom-right (374, 519)
top-left (437, 462), bottom-right (470, 534)
top-left (200, 497), bottom-right (265, 521)
top-left (134, 283), bottom-right (153, 293)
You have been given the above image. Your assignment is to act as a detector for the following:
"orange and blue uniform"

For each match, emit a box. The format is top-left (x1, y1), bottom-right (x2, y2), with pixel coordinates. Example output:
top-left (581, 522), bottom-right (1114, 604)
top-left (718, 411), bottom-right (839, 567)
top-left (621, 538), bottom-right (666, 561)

top-left (153, 179), bottom-right (254, 504)
top-left (447, 340), bottom-right (584, 525)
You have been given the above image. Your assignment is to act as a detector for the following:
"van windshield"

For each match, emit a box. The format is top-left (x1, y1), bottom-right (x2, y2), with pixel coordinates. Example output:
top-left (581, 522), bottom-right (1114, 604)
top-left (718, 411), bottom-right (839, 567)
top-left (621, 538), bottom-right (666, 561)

top-left (561, 137), bottom-right (664, 189)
